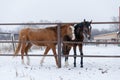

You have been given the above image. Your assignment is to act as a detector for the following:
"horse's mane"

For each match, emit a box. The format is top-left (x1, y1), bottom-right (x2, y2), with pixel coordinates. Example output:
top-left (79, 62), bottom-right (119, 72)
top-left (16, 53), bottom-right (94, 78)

top-left (45, 25), bottom-right (64, 33)
top-left (75, 22), bottom-right (84, 30)
top-left (75, 21), bottom-right (90, 29)
top-left (45, 26), bottom-right (57, 33)
top-left (74, 22), bottom-right (84, 40)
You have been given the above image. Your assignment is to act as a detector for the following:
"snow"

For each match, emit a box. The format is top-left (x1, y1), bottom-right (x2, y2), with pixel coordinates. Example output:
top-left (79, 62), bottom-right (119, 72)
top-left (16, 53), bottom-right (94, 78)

top-left (0, 45), bottom-right (120, 80)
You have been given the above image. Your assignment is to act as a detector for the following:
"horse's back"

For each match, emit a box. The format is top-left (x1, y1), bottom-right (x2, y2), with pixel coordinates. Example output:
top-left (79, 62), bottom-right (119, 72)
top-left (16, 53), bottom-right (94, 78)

top-left (28, 28), bottom-right (57, 41)
top-left (18, 27), bottom-right (59, 46)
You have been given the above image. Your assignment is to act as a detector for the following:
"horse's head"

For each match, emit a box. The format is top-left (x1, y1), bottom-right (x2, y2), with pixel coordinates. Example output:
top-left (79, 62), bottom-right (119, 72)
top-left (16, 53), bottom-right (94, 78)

top-left (82, 19), bottom-right (92, 40)
top-left (61, 24), bottom-right (75, 40)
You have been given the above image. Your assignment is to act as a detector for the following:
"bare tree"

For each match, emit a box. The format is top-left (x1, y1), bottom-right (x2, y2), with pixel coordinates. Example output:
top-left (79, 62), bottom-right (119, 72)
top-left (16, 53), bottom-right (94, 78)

top-left (110, 16), bottom-right (119, 32)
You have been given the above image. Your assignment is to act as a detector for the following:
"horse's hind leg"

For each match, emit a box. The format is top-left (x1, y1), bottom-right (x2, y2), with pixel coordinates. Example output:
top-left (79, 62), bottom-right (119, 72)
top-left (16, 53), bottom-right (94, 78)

top-left (20, 35), bottom-right (27, 64)
top-left (79, 44), bottom-right (83, 68)
top-left (73, 45), bottom-right (77, 67)
top-left (40, 46), bottom-right (50, 66)
top-left (25, 43), bottom-right (32, 65)
top-left (21, 41), bottom-right (26, 64)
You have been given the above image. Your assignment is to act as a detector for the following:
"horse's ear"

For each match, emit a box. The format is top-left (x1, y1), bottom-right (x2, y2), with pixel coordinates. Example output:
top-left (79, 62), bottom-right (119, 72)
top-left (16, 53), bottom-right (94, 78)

top-left (90, 20), bottom-right (92, 23)
top-left (61, 24), bottom-right (66, 27)
top-left (69, 23), bottom-right (75, 26)
top-left (84, 19), bottom-right (86, 22)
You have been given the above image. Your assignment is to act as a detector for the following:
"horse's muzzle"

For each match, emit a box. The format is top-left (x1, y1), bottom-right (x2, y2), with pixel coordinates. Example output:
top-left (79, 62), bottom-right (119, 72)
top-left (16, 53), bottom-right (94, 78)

top-left (72, 33), bottom-right (75, 40)
top-left (86, 34), bottom-right (91, 40)
top-left (88, 36), bottom-right (91, 40)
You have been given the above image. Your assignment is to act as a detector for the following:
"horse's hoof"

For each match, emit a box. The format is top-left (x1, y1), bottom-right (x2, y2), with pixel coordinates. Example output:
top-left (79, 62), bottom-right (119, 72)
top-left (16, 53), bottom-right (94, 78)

top-left (22, 60), bottom-right (25, 65)
top-left (80, 65), bottom-right (83, 68)
top-left (74, 65), bottom-right (76, 67)
top-left (27, 62), bottom-right (30, 65)
top-left (74, 63), bottom-right (76, 67)
top-left (40, 63), bottom-right (43, 66)
top-left (64, 61), bottom-right (69, 67)
top-left (64, 64), bottom-right (69, 68)
top-left (40, 60), bottom-right (44, 65)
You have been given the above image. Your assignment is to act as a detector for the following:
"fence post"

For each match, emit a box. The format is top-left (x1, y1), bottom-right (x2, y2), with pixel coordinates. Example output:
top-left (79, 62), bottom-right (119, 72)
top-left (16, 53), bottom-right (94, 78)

top-left (119, 7), bottom-right (120, 31)
top-left (11, 33), bottom-right (15, 52)
top-left (57, 24), bottom-right (62, 68)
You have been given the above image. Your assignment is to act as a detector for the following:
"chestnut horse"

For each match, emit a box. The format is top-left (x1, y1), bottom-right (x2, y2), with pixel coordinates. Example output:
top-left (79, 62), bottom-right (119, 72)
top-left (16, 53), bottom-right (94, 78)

top-left (14, 24), bottom-right (75, 67)
top-left (62, 19), bottom-right (92, 67)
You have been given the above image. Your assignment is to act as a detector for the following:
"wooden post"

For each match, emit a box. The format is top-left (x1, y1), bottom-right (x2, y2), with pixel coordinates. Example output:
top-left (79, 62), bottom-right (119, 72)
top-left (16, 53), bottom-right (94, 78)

top-left (57, 24), bottom-right (61, 68)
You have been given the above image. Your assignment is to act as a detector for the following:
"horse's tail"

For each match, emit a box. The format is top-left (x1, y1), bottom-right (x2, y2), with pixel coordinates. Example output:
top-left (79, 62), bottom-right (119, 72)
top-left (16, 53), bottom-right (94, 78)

top-left (14, 40), bottom-right (21, 56)
top-left (14, 31), bottom-right (23, 56)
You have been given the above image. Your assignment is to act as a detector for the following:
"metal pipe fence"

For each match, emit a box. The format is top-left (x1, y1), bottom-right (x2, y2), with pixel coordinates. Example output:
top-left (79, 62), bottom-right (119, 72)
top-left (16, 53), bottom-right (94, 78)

top-left (0, 22), bottom-right (120, 68)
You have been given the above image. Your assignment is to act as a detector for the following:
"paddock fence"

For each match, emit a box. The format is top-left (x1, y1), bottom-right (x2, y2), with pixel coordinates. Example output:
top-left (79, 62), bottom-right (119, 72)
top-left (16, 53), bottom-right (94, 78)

top-left (0, 22), bottom-right (120, 68)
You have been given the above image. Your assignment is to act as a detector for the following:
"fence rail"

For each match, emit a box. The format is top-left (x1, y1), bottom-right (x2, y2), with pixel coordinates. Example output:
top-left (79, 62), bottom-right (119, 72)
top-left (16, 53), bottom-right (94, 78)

top-left (1, 54), bottom-right (120, 58)
top-left (0, 21), bottom-right (119, 25)
top-left (0, 40), bottom-right (120, 44)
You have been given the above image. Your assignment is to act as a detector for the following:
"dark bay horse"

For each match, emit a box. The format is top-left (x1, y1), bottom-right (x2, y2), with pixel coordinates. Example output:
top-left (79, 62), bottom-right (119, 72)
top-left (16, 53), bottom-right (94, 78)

top-left (62, 19), bottom-right (92, 67)
top-left (14, 24), bottom-right (75, 67)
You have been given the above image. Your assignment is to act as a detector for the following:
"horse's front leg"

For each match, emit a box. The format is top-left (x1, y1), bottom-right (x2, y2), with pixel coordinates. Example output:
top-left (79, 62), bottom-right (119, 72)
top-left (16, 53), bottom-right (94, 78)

top-left (65, 55), bottom-right (69, 67)
top-left (73, 45), bottom-right (77, 67)
top-left (40, 46), bottom-right (50, 66)
top-left (79, 44), bottom-right (83, 68)
top-left (62, 44), bottom-right (70, 67)
top-left (51, 46), bottom-right (59, 68)
top-left (64, 46), bottom-right (71, 67)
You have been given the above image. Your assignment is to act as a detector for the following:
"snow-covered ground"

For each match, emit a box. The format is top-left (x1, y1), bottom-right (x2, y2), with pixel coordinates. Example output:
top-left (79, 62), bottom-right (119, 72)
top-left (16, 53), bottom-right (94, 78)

top-left (0, 45), bottom-right (120, 80)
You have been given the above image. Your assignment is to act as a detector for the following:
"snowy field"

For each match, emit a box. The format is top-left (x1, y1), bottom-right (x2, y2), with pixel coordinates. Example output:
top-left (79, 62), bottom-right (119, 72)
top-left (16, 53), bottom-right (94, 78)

top-left (0, 45), bottom-right (120, 80)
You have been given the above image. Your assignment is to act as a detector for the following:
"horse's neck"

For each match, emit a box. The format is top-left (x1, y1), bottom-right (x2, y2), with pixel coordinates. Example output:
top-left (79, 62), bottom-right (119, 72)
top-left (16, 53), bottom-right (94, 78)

top-left (75, 23), bottom-right (83, 29)
top-left (75, 32), bottom-right (84, 41)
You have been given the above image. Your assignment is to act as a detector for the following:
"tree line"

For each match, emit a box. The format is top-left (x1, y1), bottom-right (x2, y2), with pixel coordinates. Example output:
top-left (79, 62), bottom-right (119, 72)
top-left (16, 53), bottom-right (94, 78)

top-left (0, 17), bottom-right (119, 40)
